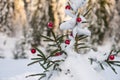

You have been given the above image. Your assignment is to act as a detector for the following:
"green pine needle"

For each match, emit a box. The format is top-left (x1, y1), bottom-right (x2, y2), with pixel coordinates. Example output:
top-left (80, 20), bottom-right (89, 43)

top-left (48, 44), bottom-right (57, 47)
top-left (27, 60), bottom-right (40, 66)
top-left (35, 47), bottom-right (46, 60)
top-left (56, 35), bottom-right (66, 41)
top-left (26, 73), bottom-right (45, 78)
top-left (51, 30), bottom-right (56, 41)
top-left (83, 7), bottom-right (92, 17)
top-left (78, 46), bottom-right (90, 49)
top-left (50, 49), bottom-right (60, 56)
top-left (107, 62), bottom-right (117, 74)
top-left (31, 58), bottom-right (42, 60)
top-left (99, 63), bottom-right (105, 70)
top-left (39, 62), bottom-right (47, 71)
top-left (40, 34), bottom-right (54, 42)
top-left (38, 75), bottom-right (46, 80)
top-left (46, 64), bottom-right (54, 69)
top-left (78, 35), bottom-right (88, 40)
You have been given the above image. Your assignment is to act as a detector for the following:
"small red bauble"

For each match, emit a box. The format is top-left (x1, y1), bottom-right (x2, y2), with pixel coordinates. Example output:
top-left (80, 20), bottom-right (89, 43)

top-left (109, 55), bottom-right (115, 60)
top-left (31, 48), bottom-right (36, 54)
top-left (65, 5), bottom-right (71, 10)
top-left (76, 17), bottom-right (82, 22)
top-left (55, 52), bottom-right (62, 56)
top-left (47, 22), bottom-right (53, 28)
top-left (65, 39), bottom-right (70, 45)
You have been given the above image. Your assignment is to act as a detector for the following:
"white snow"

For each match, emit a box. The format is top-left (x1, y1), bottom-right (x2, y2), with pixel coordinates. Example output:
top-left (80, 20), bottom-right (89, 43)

top-left (70, 0), bottom-right (88, 12)
top-left (0, 59), bottom-right (42, 80)
top-left (60, 17), bottom-right (76, 30)
top-left (65, 9), bottom-right (76, 18)
top-left (0, 52), bottom-right (120, 80)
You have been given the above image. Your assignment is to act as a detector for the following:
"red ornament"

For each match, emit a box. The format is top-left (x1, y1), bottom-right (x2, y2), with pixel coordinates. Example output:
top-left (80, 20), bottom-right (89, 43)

top-left (109, 55), bottom-right (115, 60)
top-left (55, 52), bottom-right (62, 56)
top-left (65, 39), bottom-right (70, 45)
top-left (65, 5), bottom-right (71, 10)
top-left (31, 48), bottom-right (36, 54)
top-left (76, 17), bottom-right (82, 22)
top-left (48, 22), bottom-right (53, 28)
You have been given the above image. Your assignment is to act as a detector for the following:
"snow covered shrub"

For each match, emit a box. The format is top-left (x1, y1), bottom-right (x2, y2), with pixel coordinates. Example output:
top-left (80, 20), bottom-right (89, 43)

top-left (27, 0), bottom-right (120, 80)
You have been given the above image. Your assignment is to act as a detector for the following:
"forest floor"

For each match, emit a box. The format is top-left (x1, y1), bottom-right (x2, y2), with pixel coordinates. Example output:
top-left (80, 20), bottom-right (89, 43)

top-left (0, 58), bottom-right (120, 80)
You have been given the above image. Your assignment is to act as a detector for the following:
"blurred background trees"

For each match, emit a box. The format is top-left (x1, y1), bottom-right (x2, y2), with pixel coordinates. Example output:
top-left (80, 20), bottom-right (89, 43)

top-left (0, 0), bottom-right (120, 58)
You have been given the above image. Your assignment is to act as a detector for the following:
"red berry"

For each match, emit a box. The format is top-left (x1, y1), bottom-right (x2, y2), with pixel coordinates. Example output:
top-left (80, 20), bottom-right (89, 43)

top-left (48, 22), bottom-right (53, 28)
top-left (55, 52), bottom-right (62, 56)
top-left (65, 39), bottom-right (70, 45)
top-left (76, 17), bottom-right (82, 22)
top-left (31, 48), bottom-right (36, 54)
top-left (109, 55), bottom-right (115, 60)
top-left (65, 5), bottom-right (71, 10)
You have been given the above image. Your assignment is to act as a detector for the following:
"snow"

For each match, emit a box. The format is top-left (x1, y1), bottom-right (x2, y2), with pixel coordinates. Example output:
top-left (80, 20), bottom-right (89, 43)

top-left (70, 0), bottom-right (88, 11)
top-left (65, 9), bottom-right (76, 18)
top-left (0, 52), bottom-right (120, 80)
top-left (0, 59), bottom-right (41, 80)
top-left (60, 17), bottom-right (76, 30)
top-left (0, 33), bottom-right (17, 58)
top-left (0, 34), bottom-right (120, 80)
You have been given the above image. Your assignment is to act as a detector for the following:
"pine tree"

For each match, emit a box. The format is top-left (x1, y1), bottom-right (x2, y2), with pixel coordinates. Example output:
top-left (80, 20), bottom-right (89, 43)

top-left (27, 0), bottom-right (120, 80)
top-left (87, 0), bottom-right (116, 45)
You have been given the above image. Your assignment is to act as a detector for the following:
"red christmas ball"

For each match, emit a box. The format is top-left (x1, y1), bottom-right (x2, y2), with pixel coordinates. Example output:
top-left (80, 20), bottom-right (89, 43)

top-left (76, 17), bottom-right (82, 22)
top-left (65, 5), bottom-right (71, 10)
top-left (109, 55), bottom-right (115, 60)
top-left (31, 48), bottom-right (36, 54)
top-left (55, 52), bottom-right (62, 56)
top-left (47, 22), bottom-right (53, 28)
top-left (65, 39), bottom-right (70, 45)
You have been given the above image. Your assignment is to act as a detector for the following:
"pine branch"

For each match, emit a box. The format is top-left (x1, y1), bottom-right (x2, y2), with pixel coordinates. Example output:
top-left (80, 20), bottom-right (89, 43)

top-left (106, 62), bottom-right (117, 74)
top-left (27, 60), bottom-right (40, 66)
top-left (39, 62), bottom-right (47, 71)
top-left (78, 35), bottom-right (88, 40)
top-left (48, 44), bottom-right (57, 47)
top-left (38, 75), bottom-right (46, 80)
top-left (40, 34), bottom-right (54, 42)
top-left (46, 64), bottom-right (54, 69)
top-left (107, 50), bottom-right (113, 61)
top-left (83, 7), bottom-right (92, 17)
top-left (50, 49), bottom-right (60, 56)
top-left (35, 47), bottom-right (46, 60)
top-left (75, 43), bottom-right (86, 46)
top-left (78, 46), bottom-right (90, 49)
top-left (61, 50), bottom-right (68, 56)
top-left (56, 35), bottom-right (66, 42)
top-left (31, 58), bottom-right (42, 60)
top-left (108, 61), bottom-right (120, 63)
top-left (115, 50), bottom-right (120, 56)
top-left (51, 30), bottom-right (62, 50)
top-left (99, 63), bottom-right (105, 70)
top-left (26, 73), bottom-right (46, 78)
top-left (89, 58), bottom-right (93, 65)
top-left (111, 63), bottom-right (120, 67)
top-left (82, 21), bottom-right (90, 23)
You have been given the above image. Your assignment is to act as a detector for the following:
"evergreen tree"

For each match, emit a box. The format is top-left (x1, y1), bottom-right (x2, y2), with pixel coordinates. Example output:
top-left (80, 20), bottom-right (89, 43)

top-left (27, 0), bottom-right (120, 80)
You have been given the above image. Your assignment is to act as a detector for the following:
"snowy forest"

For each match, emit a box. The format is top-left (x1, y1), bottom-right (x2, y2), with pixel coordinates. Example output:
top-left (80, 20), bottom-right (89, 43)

top-left (0, 0), bottom-right (120, 80)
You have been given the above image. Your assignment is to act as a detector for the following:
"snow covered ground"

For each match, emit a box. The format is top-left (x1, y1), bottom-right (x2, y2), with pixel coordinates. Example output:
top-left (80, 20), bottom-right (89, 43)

top-left (0, 59), bottom-right (41, 80)
top-left (0, 33), bottom-right (120, 80)
top-left (0, 57), bottom-right (120, 80)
